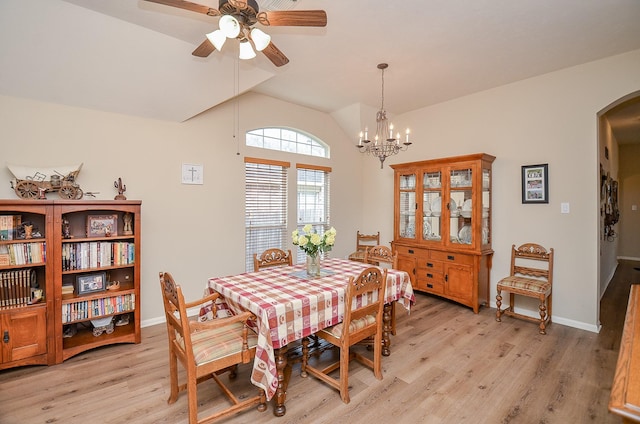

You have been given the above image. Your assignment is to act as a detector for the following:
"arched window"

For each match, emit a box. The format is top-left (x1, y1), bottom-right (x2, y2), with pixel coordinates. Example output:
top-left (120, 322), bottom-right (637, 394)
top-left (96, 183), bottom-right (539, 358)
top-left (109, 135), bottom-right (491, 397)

top-left (246, 127), bottom-right (329, 158)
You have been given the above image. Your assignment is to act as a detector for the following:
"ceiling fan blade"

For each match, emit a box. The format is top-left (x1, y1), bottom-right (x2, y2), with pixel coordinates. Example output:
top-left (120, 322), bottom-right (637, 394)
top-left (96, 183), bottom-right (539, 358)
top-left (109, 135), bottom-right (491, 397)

top-left (192, 39), bottom-right (216, 57)
top-left (262, 42), bottom-right (289, 67)
top-left (144, 0), bottom-right (220, 17)
top-left (258, 10), bottom-right (327, 27)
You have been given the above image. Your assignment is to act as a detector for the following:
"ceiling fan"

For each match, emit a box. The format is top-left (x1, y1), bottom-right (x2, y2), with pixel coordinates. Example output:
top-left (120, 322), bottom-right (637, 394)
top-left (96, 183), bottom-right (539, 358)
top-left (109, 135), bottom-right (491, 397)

top-left (144, 0), bottom-right (327, 67)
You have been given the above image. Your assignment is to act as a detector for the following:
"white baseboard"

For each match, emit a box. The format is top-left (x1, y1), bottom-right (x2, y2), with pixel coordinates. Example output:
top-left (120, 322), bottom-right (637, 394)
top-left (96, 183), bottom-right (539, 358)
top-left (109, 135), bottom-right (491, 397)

top-left (488, 301), bottom-right (600, 333)
top-left (617, 256), bottom-right (640, 262)
top-left (141, 307), bottom-right (200, 329)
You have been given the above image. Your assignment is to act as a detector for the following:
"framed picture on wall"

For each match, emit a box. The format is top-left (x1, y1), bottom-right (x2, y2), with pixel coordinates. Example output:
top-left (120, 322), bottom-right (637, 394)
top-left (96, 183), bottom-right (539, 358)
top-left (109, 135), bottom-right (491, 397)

top-left (522, 164), bottom-right (549, 204)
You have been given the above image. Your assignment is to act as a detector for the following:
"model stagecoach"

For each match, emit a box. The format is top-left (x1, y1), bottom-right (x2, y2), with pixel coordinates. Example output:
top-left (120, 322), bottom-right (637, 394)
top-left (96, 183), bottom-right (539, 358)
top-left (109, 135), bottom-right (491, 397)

top-left (8, 163), bottom-right (84, 200)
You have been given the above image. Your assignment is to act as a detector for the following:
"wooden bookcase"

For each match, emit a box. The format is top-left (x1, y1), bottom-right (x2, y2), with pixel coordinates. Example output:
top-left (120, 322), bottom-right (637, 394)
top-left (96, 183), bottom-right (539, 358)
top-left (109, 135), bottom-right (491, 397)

top-left (0, 200), bottom-right (141, 370)
top-left (53, 200), bottom-right (141, 362)
top-left (391, 153), bottom-right (495, 313)
top-left (0, 201), bottom-right (54, 370)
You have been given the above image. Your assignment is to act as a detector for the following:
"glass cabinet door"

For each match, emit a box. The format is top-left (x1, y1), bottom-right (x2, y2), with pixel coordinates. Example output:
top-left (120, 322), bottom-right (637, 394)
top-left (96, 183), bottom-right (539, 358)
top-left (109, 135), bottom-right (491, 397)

top-left (482, 168), bottom-right (491, 245)
top-left (399, 173), bottom-right (416, 239)
top-left (449, 167), bottom-right (473, 246)
top-left (422, 171), bottom-right (442, 241)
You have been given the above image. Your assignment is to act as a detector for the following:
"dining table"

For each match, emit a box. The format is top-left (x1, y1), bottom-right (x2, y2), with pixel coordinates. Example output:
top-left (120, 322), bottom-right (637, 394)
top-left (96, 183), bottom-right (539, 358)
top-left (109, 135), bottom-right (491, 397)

top-left (200, 257), bottom-right (415, 416)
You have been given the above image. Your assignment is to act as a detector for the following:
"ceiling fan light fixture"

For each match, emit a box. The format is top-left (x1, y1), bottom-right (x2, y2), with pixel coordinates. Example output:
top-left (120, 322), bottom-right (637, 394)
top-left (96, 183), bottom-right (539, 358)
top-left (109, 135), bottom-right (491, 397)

top-left (239, 40), bottom-right (257, 60)
top-left (206, 29), bottom-right (227, 51)
top-left (219, 15), bottom-right (241, 38)
top-left (250, 28), bottom-right (271, 52)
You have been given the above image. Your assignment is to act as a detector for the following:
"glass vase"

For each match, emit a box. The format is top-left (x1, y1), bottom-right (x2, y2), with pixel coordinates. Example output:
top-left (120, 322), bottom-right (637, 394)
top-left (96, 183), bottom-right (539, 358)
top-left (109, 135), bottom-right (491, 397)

top-left (306, 254), bottom-right (321, 278)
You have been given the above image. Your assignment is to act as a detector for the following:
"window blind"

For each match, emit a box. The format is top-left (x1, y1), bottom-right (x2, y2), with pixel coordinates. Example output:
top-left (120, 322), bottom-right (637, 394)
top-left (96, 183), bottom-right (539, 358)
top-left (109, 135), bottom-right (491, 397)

top-left (245, 157), bottom-right (290, 272)
top-left (295, 164), bottom-right (331, 264)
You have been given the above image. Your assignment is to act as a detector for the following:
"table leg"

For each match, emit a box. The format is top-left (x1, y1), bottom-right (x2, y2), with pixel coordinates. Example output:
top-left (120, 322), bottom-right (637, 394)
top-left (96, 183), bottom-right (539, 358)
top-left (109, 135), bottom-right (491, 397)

top-left (273, 344), bottom-right (290, 417)
top-left (382, 303), bottom-right (391, 356)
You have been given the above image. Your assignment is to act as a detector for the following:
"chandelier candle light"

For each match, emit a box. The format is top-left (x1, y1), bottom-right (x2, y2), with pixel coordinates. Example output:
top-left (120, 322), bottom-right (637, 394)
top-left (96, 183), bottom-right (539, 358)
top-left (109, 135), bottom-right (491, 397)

top-left (357, 63), bottom-right (412, 168)
top-left (292, 225), bottom-right (337, 277)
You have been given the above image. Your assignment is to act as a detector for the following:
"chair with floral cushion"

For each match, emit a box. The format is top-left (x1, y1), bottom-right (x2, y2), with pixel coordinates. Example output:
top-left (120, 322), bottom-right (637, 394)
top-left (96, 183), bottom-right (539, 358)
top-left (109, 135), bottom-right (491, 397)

top-left (253, 248), bottom-right (293, 272)
top-left (159, 272), bottom-right (266, 424)
top-left (300, 266), bottom-right (387, 403)
top-left (495, 243), bottom-right (554, 334)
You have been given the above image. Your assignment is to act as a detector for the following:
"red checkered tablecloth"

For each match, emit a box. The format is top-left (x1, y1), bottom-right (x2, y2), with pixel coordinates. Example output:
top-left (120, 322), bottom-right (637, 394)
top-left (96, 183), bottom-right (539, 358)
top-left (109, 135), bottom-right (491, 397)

top-left (201, 258), bottom-right (414, 401)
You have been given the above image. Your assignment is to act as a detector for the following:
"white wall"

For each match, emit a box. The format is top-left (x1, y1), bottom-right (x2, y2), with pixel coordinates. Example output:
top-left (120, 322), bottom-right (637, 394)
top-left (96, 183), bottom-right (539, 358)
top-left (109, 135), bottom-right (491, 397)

top-left (359, 49), bottom-right (640, 332)
top-left (2, 49), bottom-right (639, 331)
top-left (0, 92), bottom-right (363, 324)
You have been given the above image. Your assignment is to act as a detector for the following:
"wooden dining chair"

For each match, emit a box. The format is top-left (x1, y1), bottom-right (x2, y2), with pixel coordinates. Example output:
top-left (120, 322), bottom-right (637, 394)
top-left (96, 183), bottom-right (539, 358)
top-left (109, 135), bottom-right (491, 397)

top-left (253, 248), bottom-right (293, 271)
top-left (158, 272), bottom-right (267, 424)
top-left (363, 245), bottom-right (399, 335)
top-left (495, 243), bottom-right (554, 334)
top-left (300, 267), bottom-right (387, 404)
top-left (347, 231), bottom-right (380, 262)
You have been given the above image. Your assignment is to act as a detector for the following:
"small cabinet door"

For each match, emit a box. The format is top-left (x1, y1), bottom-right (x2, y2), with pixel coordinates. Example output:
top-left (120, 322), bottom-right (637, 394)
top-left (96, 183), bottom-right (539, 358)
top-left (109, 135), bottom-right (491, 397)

top-left (396, 254), bottom-right (417, 286)
top-left (1, 306), bottom-right (47, 363)
top-left (444, 264), bottom-right (474, 301)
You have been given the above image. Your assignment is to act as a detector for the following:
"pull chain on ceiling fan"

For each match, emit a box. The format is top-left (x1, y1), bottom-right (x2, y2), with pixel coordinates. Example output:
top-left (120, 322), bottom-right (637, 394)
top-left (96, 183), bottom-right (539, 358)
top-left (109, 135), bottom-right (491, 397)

top-left (145, 0), bottom-right (327, 67)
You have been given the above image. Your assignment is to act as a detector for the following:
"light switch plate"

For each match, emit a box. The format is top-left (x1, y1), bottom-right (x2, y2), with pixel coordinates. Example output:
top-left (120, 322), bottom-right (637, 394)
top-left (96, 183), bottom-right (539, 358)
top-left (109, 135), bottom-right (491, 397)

top-left (561, 202), bottom-right (570, 214)
top-left (182, 163), bottom-right (203, 185)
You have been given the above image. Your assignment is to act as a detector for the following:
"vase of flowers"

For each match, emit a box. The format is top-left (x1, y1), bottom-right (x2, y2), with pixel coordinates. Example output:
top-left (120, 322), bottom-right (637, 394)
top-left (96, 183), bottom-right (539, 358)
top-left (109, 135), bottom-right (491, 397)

top-left (306, 254), bottom-right (321, 277)
top-left (292, 225), bottom-right (337, 278)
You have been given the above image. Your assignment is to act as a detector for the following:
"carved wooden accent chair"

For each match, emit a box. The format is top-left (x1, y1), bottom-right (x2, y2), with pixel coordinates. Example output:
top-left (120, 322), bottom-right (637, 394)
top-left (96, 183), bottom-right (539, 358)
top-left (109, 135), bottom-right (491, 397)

top-left (158, 272), bottom-right (267, 424)
top-left (347, 231), bottom-right (380, 262)
top-left (253, 248), bottom-right (293, 272)
top-left (363, 245), bottom-right (399, 335)
top-left (495, 243), bottom-right (554, 334)
top-left (300, 267), bottom-right (387, 403)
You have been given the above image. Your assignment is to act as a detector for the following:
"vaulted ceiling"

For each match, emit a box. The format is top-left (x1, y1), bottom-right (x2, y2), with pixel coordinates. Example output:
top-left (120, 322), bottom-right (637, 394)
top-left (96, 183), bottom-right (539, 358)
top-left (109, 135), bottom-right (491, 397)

top-left (1, 0), bottom-right (639, 141)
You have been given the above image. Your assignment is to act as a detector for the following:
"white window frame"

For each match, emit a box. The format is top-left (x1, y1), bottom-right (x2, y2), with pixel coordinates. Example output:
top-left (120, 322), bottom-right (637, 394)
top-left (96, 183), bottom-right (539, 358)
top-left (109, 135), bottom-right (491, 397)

top-left (295, 164), bottom-right (331, 264)
top-left (246, 127), bottom-right (329, 158)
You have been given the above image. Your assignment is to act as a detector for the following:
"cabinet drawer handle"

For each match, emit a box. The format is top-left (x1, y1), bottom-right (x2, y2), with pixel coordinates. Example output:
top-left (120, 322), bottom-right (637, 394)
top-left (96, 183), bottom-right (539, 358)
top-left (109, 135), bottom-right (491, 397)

top-left (426, 262), bottom-right (434, 268)
top-left (445, 274), bottom-right (449, 282)
top-left (427, 283), bottom-right (433, 289)
top-left (426, 273), bottom-right (433, 278)
top-left (408, 249), bottom-right (414, 254)
top-left (3, 331), bottom-right (8, 344)
top-left (447, 255), bottom-right (455, 260)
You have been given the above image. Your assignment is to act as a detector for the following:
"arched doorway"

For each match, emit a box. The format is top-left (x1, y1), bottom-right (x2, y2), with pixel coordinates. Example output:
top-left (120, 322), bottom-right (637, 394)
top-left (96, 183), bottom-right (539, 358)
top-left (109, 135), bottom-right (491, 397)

top-left (597, 90), bottom-right (640, 324)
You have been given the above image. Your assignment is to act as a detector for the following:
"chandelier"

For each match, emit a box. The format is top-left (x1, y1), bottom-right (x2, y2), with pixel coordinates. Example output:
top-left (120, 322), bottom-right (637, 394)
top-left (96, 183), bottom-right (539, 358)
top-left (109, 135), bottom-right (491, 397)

top-left (357, 63), bottom-right (412, 168)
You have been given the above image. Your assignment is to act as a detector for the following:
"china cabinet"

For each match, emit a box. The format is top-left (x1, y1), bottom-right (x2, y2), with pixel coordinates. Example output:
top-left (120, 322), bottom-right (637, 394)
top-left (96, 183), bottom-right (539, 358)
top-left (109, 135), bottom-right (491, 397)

top-left (391, 153), bottom-right (495, 313)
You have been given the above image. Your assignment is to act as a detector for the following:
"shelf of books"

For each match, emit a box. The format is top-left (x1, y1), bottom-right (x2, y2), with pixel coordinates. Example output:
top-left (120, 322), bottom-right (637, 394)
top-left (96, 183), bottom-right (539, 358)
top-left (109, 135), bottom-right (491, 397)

top-left (0, 201), bottom-right (54, 370)
top-left (54, 200), bottom-right (141, 363)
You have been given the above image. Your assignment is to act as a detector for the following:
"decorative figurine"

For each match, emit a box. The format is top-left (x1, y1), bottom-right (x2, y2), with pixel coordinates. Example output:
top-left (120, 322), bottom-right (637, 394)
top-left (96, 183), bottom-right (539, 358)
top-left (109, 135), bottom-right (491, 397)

top-left (8, 163), bottom-right (84, 200)
top-left (62, 219), bottom-right (71, 239)
top-left (122, 212), bottom-right (133, 235)
top-left (24, 224), bottom-right (33, 239)
top-left (114, 178), bottom-right (127, 200)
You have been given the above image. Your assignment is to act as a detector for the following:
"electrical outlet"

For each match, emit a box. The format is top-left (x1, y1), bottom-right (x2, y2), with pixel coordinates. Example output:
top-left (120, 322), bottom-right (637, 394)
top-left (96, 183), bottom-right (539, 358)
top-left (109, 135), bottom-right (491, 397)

top-left (561, 203), bottom-right (570, 214)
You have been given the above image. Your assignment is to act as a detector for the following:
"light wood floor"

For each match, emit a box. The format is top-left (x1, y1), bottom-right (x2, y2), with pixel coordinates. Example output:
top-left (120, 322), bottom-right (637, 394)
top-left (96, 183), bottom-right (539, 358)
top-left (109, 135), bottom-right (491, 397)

top-left (1, 260), bottom-right (638, 424)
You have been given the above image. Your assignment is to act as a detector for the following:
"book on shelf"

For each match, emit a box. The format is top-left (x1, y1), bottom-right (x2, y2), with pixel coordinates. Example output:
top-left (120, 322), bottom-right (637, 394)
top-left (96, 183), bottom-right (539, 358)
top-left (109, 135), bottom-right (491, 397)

top-left (0, 269), bottom-right (36, 307)
top-left (0, 215), bottom-right (22, 241)
top-left (61, 293), bottom-right (135, 323)
top-left (0, 245), bottom-right (9, 266)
